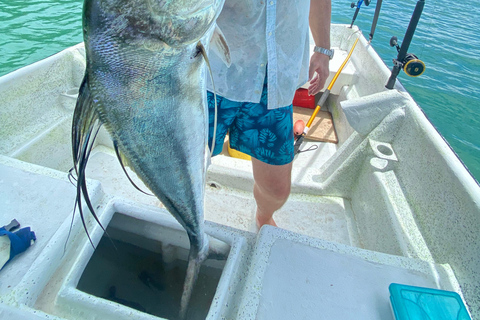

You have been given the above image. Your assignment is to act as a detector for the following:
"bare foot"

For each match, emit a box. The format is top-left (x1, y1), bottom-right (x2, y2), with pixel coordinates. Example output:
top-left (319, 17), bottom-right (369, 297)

top-left (255, 213), bottom-right (278, 229)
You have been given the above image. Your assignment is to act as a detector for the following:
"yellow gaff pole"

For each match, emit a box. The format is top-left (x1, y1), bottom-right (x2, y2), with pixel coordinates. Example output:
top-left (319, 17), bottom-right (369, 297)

top-left (294, 37), bottom-right (359, 154)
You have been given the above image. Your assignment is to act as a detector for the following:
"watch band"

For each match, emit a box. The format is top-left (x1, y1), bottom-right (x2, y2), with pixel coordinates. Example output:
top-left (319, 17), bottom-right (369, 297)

top-left (313, 46), bottom-right (334, 60)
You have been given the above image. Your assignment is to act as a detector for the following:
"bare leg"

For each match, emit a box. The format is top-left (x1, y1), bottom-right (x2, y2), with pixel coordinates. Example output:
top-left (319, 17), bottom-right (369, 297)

top-left (251, 158), bottom-right (293, 229)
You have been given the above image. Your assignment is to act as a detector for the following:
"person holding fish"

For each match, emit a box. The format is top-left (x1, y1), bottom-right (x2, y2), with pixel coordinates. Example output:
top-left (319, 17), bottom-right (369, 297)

top-left (207, 0), bottom-right (331, 229)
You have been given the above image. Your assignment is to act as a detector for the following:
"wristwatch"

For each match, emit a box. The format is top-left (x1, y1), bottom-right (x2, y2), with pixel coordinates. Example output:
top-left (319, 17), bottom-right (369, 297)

top-left (313, 46), bottom-right (334, 60)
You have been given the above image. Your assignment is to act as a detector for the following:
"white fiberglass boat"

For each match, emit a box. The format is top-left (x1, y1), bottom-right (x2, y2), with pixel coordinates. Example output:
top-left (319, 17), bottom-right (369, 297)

top-left (0, 25), bottom-right (478, 319)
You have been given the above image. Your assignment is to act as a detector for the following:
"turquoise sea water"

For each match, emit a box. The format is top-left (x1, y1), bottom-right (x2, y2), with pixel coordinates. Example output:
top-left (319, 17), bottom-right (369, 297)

top-left (1, 0), bottom-right (479, 182)
top-left (332, 0), bottom-right (480, 183)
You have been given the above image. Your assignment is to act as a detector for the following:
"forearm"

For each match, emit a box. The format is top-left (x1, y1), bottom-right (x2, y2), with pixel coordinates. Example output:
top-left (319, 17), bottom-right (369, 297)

top-left (307, 0), bottom-right (331, 95)
top-left (309, 0), bottom-right (331, 49)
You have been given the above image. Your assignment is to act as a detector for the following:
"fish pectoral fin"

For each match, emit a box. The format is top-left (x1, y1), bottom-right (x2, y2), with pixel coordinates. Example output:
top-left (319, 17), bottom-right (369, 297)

top-left (198, 41), bottom-right (219, 157)
top-left (210, 24), bottom-right (231, 67)
top-left (205, 145), bottom-right (212, 169)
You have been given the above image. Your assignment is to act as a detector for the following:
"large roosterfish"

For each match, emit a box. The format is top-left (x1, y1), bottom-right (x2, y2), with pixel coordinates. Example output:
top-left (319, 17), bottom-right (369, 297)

top-left (72, 0), bottom-right (230, 317)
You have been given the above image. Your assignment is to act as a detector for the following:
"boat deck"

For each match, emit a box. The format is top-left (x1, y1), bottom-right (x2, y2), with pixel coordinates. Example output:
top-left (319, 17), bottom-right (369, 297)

top-left (83, 134), bottom-right (354, 245)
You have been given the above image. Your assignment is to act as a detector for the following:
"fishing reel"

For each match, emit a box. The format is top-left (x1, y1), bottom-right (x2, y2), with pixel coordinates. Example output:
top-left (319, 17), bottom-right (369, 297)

top-left (351, 0), bottom-right (370, 8)
top-left (349, 0), bottom-right (370, 28)
top-left (389, 36), bottom-right (425, 77)
top-left (385, 0), bottom-right (425, 89)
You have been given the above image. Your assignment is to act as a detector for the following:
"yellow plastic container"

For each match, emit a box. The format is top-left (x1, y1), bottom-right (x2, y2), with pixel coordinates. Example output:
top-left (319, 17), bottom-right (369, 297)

top-left (227, 142), bottom-right (251, 160)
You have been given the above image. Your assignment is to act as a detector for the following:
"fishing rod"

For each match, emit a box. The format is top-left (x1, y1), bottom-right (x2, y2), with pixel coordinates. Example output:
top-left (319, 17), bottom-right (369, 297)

top-left (349, 0), bottom-right (382, 43)
top-left (369, 0), bottom-right (383, 42)
top-left (294, 37), bottom-right (359, 155)
top-left (386, 0), bottom-right (426, 89)
top-left (349, 0), bottom-right (371, 28)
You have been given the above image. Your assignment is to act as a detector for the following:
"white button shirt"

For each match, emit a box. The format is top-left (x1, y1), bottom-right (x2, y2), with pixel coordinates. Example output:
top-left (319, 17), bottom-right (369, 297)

top-left (207, 0), bottom-right (311, 110)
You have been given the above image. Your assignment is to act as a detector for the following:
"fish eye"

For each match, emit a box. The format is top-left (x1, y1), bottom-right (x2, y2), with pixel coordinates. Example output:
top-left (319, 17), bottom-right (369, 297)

top-left (191, 42), bottom-right (206, 60)
top-left (192, 47), bottom-right (202, 59)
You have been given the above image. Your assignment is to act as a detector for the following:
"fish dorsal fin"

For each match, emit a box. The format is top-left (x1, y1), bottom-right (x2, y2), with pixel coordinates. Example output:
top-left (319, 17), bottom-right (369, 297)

top-left (71, 75), bottom-right (106, 247)
top-left (210, 25), bottom-right (231, 67)
top-left (113, 141), bottom-right (154, 196)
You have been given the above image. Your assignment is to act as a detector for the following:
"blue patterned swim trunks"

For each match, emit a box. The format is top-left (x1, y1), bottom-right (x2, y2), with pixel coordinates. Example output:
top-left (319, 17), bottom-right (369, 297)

top-left (207, 79), bottom-right (294, 166)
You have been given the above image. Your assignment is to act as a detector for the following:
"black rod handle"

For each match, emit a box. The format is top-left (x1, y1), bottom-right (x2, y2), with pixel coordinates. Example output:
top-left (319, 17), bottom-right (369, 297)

top-left (386, 64), bottom-right (402, 89)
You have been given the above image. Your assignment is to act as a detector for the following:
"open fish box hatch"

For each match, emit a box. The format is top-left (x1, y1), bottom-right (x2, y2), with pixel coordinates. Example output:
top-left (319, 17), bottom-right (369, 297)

top-left (28, 198), bottom-right (244, 320)
top-left (76, 213), bottom-right (227, 320)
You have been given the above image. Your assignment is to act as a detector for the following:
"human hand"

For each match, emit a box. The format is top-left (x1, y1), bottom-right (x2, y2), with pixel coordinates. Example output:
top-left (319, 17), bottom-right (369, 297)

top-left (307, 52), bottom-right (330, 96)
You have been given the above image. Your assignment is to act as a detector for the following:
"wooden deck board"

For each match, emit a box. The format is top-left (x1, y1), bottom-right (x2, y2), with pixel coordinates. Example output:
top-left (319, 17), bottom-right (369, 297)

top-left (293, 106), bottom-right (338, 144)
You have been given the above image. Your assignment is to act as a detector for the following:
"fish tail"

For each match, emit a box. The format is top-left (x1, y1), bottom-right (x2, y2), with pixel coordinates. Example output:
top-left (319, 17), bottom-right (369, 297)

top-left (71, 75), bottom-right (105, 247)
top-left (179, 234), bottom-right (209, 319)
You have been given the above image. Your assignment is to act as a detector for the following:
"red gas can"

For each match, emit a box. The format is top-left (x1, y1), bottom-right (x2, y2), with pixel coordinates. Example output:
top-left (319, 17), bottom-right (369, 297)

top-left (292, 88), bottom-right (315, 109)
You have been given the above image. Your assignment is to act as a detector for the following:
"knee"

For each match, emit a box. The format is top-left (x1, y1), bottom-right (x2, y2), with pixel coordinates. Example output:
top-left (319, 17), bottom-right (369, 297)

top-left (255, 179), bottom-right (291, 202)
top-left (252, 159), bottom-right (293, 202)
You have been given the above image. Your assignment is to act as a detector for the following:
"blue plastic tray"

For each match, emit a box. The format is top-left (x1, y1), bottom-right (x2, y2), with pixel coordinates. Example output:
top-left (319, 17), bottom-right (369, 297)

top-left (389, 283), bottom-right (471, 320)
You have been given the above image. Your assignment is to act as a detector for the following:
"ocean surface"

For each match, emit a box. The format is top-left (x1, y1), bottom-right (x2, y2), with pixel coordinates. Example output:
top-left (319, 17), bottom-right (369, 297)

top-left (1, 0), bottom-right (479, 182)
